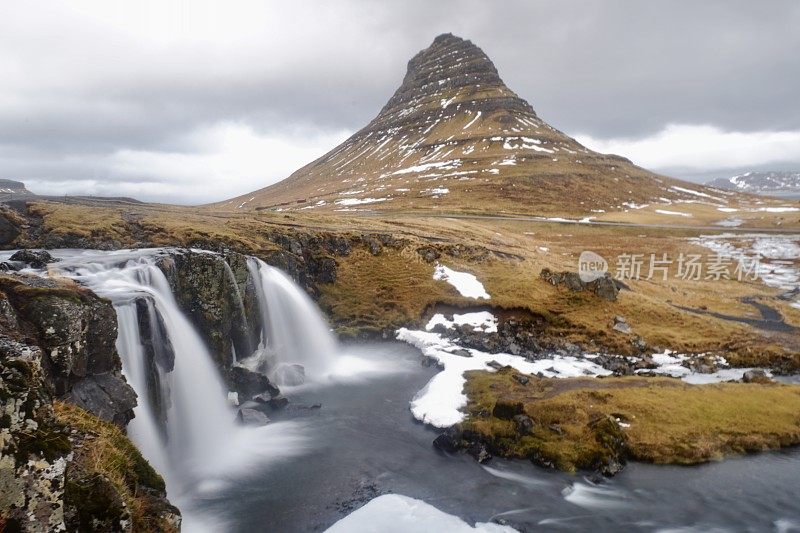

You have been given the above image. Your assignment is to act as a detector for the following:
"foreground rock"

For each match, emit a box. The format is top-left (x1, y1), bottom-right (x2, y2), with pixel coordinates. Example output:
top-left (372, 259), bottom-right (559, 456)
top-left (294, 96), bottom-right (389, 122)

top-left (0, 273), bottom-right (179, 531)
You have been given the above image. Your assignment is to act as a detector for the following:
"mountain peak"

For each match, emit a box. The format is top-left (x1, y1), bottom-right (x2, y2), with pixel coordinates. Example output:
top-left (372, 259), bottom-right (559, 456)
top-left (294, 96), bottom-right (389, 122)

top-left (222, 34), bottom-right (694, 215)
top-left (378, 33), bottom-right (533, 125)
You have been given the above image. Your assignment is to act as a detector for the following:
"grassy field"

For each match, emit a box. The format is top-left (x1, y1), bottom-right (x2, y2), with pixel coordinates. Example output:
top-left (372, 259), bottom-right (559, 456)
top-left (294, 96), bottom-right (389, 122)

top-left (462, 369), bottom-right (800, 472)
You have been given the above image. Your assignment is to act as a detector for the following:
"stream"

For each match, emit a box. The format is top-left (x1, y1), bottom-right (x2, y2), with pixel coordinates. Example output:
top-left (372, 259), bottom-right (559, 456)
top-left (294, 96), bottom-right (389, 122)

top-left (193, 341), bottom-right (800, 532)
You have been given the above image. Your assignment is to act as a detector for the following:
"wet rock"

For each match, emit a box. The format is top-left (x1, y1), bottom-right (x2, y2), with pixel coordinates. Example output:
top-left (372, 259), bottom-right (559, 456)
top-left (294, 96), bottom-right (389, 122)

top-left (742, 369), bottom-right (772, 384)
top-left (156, 249), bottom-right (254, 369)
top-left (0, 274), bottom-right (136, 425)
top-left (9, 249), bottom-right (58, 269)
top-left (467, 442), bottom-right (492, 463)
top-left (513, 414), bottom-right (534, 435)
top-left (236, 408), bottom-right (271, 426)
top-left (265, 395), bottom-right (289, 410)
top-left (492, 400), bottom-right (524, 420)
top-left (433, 427), bottom-right (463, 453)
top-left (227, 366), bottom-right (280, 402)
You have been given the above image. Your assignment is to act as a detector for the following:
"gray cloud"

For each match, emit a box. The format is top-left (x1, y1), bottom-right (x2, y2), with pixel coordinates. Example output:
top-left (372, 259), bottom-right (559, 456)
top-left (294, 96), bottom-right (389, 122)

top-left (2, 0), bottom-right (799, 203)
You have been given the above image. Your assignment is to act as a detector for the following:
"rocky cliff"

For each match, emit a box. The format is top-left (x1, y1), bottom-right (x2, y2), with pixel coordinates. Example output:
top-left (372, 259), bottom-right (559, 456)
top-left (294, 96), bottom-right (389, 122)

top-left (0, 272), bottom-right (179, 531)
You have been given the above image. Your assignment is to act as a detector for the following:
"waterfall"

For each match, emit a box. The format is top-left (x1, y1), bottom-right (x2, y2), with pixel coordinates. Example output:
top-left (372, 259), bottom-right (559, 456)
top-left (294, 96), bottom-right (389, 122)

top-left (245, 257), bottom-right (338, 384)
top-left (50, 249), bottom-right (310, 523)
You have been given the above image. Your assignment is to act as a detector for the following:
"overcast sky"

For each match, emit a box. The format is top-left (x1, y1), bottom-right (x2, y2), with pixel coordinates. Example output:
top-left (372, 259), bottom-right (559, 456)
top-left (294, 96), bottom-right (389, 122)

top-left (2, 0), bottom-right (799, 204)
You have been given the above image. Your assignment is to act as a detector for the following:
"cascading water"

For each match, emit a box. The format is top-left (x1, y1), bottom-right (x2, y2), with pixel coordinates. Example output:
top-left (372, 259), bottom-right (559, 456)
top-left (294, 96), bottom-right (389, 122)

top-left (47, 249), bottom-right (310, 531)
top-left (245, 257), bottom-right (338, 385)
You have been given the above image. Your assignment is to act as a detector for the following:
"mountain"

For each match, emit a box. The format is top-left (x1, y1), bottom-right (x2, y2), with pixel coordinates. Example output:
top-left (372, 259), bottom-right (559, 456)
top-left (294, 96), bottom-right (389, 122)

top-left (221, 34), bottom-right (721, 215)
top-left (0, 179), bottom-right (35, 200)
top-left (707, 171), bottom-right (800, 197)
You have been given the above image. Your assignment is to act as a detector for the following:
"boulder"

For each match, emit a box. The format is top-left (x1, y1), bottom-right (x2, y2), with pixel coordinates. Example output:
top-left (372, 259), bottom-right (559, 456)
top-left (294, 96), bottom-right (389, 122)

top-left (9, 249), bottom-right (58, 269)
top-left (432, 427), bottom-right (463, 453)
top-left (742, 369), bottom-right (772, 384)
top-left (62, 373), bottom-right (138, 426)
top-left (227, 366), bottom-right (280, 402)
top-left (467, 442), bottom-right (492, 463)
top-left (513, 414), bottom-right (534, 435)
top-left (540, 268), bottom-right (619, 301)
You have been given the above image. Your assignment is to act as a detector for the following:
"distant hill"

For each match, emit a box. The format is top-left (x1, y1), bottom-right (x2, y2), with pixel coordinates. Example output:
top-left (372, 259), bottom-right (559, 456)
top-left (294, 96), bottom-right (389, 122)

top-left (707, 171), bottom-right (800, 198)
top-left (220, 33), bottom-right (719, 216)
top-left (0, 179), bottom-right (36, 200)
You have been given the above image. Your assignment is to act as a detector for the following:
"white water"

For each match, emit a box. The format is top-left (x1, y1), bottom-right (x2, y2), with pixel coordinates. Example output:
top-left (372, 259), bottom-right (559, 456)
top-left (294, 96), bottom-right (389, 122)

top-left (245, 257), bottom-right (338, 384)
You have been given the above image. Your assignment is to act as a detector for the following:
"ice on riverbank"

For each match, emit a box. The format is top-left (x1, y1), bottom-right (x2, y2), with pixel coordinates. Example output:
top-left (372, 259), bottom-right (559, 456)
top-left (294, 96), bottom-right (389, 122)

top-left (325, 494), bottom-right (514, 532)
top-left (396, 328), bottom-right (610, 427)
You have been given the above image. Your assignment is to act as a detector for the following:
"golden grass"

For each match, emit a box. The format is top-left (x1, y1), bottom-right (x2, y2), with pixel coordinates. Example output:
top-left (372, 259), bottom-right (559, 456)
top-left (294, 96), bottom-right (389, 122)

top-left (463, 370), bottom-right (800, 471)
top-left (23, 200), bottom-right (800, 366)
top-left (54, 402), bottom-right (177, 533)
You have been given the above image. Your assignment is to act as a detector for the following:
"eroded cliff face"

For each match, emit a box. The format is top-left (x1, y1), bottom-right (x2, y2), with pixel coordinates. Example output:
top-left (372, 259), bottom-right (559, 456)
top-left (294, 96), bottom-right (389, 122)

top-left (0, 274), bottom-right (179, 532)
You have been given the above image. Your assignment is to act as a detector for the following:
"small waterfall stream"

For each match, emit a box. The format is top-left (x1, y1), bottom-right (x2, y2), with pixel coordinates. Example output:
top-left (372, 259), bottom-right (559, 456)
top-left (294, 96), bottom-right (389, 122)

top-left (245, 257), bottom-right (338, 384)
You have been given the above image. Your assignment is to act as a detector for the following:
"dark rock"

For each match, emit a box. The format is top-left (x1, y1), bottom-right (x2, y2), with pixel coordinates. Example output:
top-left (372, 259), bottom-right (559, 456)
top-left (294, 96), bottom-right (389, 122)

top-left (486, 360), bottom-right (505, 371)
top-left (512, 373), bottom-right (530, 385)
top-left (156, 250), bottom-right (254, 369)
top-left (9, 249), bottom-right (58, 269)
top-left (227, 366), bottom-right (280, 402)
top-left (549, 424), bottom-right (564, 435)
top-left (266, 395), bottom-right (289, 410)
top-left (449, 348), bottom-right (472, 358)
top-left (513, 414), bottom-right (534, 435)
top-left (492, 400), bottom-right (524, 420)
top-left (433, 427), bottom-right (463, 453)
top-left (467, 442), bottom-right (492, 463)
top-left (0, 211), bottom-right (21, 245)
top-left (62, 373), bottom-right (138, 427)
top-left (742, 369), bottom-right (772, 384)
top-left (236, 408), bottom-right (270, 426)
top-left (417, 246), bottom-right (441, 263)
top-left (540, 268), bottom-right (618, 301)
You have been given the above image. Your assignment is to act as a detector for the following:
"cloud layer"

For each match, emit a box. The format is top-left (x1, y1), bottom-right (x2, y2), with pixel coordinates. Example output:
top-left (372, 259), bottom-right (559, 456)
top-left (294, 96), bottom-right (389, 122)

top-left (2, 0), bottom-right (799, 202)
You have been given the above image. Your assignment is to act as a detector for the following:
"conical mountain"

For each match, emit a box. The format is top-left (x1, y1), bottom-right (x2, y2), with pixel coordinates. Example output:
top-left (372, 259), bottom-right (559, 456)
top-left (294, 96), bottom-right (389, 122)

top-left (222, 34), bottom-right (706, 215)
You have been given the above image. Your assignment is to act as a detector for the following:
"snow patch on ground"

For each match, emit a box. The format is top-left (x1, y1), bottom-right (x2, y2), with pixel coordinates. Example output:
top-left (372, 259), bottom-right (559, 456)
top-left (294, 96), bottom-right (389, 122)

top-left (433, 263), bottom-right (490, 299)
top-left (396, 329), bottom-right (611, 427)
top-left (655, 209), bottom-right (693, 217)
top-left (334, 197), bottom-right (389, 206)
top-left (426, 311), bottom-right (498, 333)
top-left (325, 494), bottom-right (514, 533)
